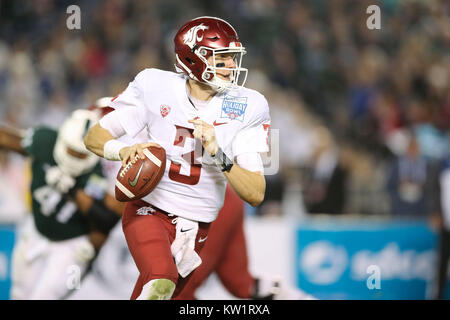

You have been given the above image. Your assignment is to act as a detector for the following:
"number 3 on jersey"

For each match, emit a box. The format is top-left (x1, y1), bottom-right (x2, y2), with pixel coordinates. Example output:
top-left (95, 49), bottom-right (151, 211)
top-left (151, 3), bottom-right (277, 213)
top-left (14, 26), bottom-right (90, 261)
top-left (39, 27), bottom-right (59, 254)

top-left (168, 125), bottom-right (203, 185)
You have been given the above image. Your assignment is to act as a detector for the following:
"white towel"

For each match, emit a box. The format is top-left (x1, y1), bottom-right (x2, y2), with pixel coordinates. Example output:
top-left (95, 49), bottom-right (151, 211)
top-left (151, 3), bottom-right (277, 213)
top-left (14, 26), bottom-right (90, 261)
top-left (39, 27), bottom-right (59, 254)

top-left (170, 217), bottom-right (202, 278)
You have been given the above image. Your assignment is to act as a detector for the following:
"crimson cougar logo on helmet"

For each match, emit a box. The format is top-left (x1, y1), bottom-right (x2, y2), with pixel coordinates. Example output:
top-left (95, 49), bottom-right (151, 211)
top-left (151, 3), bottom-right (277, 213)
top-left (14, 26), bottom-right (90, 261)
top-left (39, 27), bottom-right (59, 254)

top-left (174, 16), bottom-right (248, 93)
top-left (183, 24), bottom-right (209, 49)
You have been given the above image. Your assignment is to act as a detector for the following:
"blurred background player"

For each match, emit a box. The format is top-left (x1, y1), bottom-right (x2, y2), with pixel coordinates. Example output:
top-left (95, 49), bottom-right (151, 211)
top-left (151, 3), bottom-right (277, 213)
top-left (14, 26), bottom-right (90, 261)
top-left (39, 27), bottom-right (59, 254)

top-left (0, 108), bottom-right (124, 299)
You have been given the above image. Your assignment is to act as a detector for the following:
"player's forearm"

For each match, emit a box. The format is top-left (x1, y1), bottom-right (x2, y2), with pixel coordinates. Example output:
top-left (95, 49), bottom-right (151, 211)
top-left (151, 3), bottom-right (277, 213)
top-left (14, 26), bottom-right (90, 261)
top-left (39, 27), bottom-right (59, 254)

top-left (74, 189), bottom-right (124, 216)
top-left (73, 189), bottom-right (94, 213)
top-left (0, 127), bottom-right (26, 155)
top-left (88, 231), bottom-right (108, 251)
top-left (73, 189), bottom-right (122, 236)
top-left (104, 192), bottom-right (126, 216)
top-left (224, 164), bottom-right (265, 207)
top-left (84, 123), bottom-right (116, 158)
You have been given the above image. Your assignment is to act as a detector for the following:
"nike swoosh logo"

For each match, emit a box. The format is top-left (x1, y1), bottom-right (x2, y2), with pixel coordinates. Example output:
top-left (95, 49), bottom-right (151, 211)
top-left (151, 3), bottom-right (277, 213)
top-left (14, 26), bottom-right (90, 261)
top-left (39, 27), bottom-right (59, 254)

top-left (181, 228), bottom-right (193, 233)
top-left (128, 162), bottom-right (144, 187)
top-left (213, 120), bottom-right (228, 126)
top-left (198, 236), bottom-right (208, 243)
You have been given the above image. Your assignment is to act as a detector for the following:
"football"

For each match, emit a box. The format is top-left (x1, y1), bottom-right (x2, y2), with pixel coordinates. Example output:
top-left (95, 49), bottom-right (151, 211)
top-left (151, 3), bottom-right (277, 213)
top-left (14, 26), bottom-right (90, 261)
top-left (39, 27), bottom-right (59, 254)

top-left (115, 146), bottom-right (166, 202)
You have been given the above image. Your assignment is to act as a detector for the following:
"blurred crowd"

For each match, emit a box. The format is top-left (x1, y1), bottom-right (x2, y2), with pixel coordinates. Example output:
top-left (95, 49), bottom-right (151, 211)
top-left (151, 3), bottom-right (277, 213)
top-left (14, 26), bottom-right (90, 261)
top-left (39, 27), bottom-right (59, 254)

top-left (0, 0), bottom-right (449, 222)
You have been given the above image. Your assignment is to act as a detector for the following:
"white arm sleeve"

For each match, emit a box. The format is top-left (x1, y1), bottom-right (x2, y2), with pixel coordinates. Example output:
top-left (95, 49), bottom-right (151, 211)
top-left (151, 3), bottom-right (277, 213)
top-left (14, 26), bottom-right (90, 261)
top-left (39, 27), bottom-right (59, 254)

top-left (99, 111), bottom-right (126, 138)
top-left (236, 152), bottom-right (264, 173)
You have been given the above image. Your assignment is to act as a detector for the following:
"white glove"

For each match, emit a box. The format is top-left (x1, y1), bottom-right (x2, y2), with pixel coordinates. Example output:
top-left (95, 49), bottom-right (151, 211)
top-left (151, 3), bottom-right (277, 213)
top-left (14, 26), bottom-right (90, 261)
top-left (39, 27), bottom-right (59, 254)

top-left (170, 217), bottom-right (202, 278)
top-left (73, 238), bottom-right (96, 264)
top-left (45, 166), bottom-right (76, 194)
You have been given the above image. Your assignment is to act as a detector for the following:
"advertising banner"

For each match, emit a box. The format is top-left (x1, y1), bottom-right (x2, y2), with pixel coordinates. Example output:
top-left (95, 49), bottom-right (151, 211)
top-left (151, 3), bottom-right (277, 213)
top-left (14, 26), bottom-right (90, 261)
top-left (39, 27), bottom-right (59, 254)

top-left (0, 225), bottom-right (15, 300)
top-left (296, 218), bottom-right (441, 299)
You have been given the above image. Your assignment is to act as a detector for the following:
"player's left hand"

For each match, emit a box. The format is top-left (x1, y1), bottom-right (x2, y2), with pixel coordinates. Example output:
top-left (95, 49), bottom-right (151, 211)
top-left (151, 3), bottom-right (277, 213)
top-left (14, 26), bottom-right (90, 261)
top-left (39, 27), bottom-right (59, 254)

top-left (119, 142), bottom-right (162, 166)
top-left (188, 119), bottom-right (219, 156)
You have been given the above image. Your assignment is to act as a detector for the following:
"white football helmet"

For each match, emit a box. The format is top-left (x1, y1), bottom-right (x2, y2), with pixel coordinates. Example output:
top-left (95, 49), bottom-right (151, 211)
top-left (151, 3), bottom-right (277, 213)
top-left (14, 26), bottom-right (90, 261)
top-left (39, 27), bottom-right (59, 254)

top-left (53, 109), bottom-right (100, 177)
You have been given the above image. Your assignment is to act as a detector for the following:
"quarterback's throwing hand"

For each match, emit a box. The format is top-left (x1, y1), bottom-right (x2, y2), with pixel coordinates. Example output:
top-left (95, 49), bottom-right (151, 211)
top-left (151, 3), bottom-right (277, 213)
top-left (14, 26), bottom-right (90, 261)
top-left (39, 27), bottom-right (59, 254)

top-left (188, 119), bottom-right (219, 156)
top-left (119, 142), bottom-right (162, 166)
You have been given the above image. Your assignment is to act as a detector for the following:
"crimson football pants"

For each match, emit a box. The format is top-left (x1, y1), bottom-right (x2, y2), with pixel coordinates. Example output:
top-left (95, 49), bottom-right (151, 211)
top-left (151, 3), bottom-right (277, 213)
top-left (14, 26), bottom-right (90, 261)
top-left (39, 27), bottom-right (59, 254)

top-left (122, 199), bottom-right (210, 300)
top-left (174, 186), bottom-right (255, 299)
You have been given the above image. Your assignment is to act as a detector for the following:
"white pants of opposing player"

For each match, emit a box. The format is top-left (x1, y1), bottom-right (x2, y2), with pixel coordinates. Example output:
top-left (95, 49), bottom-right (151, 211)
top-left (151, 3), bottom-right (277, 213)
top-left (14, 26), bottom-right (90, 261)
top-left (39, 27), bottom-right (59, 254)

top-left (10, 216), bottom-right (95, 300)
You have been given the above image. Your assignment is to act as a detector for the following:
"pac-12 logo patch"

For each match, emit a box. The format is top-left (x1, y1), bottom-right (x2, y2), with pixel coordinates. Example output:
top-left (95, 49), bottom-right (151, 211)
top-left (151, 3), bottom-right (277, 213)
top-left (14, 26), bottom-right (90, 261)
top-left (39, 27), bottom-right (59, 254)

top-left (221, 95), bottom-right (248, 122)
top-left (160, 105), bottom-right (171, 118)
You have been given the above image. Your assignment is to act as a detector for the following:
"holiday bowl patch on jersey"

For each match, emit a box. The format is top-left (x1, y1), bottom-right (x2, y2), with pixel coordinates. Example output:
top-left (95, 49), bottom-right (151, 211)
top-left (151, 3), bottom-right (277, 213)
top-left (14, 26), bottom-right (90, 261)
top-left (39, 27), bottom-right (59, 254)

top-left (115, 146), bottom-right (166, 202)
top-left (221, 95), bottom-right (248, 121)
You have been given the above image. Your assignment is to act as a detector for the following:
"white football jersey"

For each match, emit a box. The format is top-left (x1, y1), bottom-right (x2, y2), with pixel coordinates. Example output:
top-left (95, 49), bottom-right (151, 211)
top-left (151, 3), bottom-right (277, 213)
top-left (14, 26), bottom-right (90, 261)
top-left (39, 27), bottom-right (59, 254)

top-left (100, 68), bottom-right (270, 222)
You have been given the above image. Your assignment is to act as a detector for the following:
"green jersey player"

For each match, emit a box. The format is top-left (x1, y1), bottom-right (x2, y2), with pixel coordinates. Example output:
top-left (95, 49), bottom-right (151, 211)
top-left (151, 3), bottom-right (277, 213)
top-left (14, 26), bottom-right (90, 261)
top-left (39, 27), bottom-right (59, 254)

top-left (23, 126), bottom-right (103, 240)
top-left (0, 109), bottom-right (124, 299)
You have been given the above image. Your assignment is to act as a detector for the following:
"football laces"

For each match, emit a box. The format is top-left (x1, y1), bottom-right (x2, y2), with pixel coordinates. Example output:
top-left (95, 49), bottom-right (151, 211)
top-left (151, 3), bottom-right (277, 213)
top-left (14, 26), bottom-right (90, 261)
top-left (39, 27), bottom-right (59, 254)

top-left (119, 154), bottom-right (140, 178)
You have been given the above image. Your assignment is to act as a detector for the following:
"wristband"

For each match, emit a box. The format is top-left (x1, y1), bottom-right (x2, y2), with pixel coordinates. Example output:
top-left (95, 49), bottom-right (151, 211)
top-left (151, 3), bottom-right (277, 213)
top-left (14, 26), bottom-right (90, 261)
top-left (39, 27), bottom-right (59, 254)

top-left (211, 147), bottom-right (234, 172)
top-left (104, 139), bottom-right (128, 161)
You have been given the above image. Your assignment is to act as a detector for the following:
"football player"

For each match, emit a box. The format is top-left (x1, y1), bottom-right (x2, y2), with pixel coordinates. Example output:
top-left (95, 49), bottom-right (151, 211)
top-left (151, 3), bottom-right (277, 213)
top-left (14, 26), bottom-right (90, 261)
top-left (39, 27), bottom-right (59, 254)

top-left (84, 16), bottom-right (271, 300)
top-left (0, 108), bottom-right (125, 299)
top-left (90, 100), bottom-right (314, 301)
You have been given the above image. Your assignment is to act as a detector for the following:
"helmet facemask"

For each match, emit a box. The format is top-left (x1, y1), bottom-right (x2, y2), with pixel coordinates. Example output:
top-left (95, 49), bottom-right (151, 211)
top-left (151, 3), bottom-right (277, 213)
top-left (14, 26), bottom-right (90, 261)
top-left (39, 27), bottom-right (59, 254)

top-left (199, 46), bottom-right (248, 93)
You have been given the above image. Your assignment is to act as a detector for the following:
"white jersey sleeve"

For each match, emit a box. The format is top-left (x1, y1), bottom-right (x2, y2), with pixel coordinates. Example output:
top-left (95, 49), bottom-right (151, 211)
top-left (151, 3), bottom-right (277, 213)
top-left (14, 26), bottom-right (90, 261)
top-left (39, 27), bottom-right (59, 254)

top-left (236, 152), bottom-right (264, 172)
top-left (110, 71), bottom-right (147, 110)
top-left (99, 107), bottom-right (147, 139)
top-left (232, 94), bottom-right (271, 157)
top-left (99, 71), bottom-right (149, 138)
